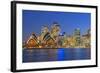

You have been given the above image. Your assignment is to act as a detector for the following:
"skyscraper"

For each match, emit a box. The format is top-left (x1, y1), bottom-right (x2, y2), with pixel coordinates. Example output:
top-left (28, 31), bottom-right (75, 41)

top-left (74, 28), bottom-right (81, 47)
top-left (51, 22), bottom-right (60, 39)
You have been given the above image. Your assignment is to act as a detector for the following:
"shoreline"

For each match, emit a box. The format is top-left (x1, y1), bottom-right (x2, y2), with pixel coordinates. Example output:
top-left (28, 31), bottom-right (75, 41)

top-left (23, 48), bottom-right (90, 49)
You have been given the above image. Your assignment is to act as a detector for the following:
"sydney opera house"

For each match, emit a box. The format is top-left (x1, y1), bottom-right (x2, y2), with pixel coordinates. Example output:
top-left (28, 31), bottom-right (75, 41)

top-left (23, 22), bottom-right (90, 49)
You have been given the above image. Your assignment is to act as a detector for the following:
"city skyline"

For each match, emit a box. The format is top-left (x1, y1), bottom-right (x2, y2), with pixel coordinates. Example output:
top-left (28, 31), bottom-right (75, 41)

top-left (22, 23), bottom-right (90, 49)
top-left (22, 10), bottom-right (91, 41)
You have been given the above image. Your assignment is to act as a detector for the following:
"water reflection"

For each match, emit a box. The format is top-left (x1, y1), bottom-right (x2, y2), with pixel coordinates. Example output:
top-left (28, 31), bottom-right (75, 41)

top-left (23, 48), bottom-right (90, 62)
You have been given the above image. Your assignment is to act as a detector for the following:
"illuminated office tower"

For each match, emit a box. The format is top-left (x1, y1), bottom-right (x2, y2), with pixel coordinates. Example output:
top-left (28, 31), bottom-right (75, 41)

top-left (86, 29), bottom-right (91, 48)
top-left (61, 32), bottom-right (68, 47)
top-left (74, 28), bottom-right (81, 47)
top-left (87, 29), bottom-right (91, 36)
top-left (51, 22), bottom-right (60, 39)
top-left (81, 29), bottom-right (91, 48)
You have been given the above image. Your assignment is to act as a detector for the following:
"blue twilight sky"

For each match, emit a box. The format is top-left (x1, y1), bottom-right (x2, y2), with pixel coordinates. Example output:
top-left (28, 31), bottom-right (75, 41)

top-left (22, 10), bottom-right (91, 41)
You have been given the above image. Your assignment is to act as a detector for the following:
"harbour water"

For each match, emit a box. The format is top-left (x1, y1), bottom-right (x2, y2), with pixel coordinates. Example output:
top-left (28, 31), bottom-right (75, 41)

top-left (23, 48), bottom-right (90, 62)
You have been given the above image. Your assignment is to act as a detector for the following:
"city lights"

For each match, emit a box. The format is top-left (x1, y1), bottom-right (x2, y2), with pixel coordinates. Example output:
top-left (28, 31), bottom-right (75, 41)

top-left (23, 22), bottom-right (90, 49)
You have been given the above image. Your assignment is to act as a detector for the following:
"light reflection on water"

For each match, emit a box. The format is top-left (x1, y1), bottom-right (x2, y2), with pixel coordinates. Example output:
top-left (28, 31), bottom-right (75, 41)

top-left (23, 48), bottom-right (90, 63)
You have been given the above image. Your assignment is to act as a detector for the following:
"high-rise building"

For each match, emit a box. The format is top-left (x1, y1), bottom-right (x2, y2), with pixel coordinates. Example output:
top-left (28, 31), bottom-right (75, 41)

top-left (61, 32), bottom-right (68, 47)
top-left (74, 28), bottom-right (81, 47)
top-left (51, 22), bottom-right (60, 39)
top-left (81, 28), bottom-right (91, 48)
